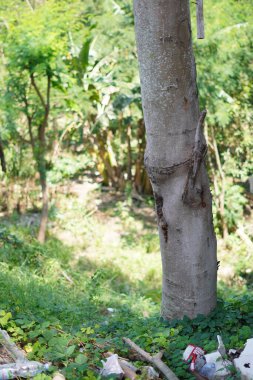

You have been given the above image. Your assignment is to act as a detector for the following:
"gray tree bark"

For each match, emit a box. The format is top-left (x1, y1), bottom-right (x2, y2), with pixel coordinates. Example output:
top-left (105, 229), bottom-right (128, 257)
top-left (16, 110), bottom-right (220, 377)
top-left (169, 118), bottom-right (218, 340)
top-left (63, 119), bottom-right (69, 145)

top-left (133, 0), bottom-right (217, 319)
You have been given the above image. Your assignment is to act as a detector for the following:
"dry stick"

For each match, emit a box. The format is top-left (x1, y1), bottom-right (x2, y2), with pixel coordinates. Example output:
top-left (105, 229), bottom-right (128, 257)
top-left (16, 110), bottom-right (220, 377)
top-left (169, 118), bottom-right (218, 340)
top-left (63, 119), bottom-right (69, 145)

top-left (0, 329), bottom-right (27, 362)
top-left (25, 0), bottom-right (34, 11)
top-left (118, 362), bottom-right (137, 380)
top-left (196, 0), bottom-right (205, 39)
top-left (123, 338), bottom-right (179, 380)
top-left (61, 270), bottom-right (74, 284)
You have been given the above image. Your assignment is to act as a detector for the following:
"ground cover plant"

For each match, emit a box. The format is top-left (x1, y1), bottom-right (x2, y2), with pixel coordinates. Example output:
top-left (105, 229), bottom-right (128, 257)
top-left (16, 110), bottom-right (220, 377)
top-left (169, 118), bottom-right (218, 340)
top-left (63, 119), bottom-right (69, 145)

top-left (0, 182), bottom-right (252, 379)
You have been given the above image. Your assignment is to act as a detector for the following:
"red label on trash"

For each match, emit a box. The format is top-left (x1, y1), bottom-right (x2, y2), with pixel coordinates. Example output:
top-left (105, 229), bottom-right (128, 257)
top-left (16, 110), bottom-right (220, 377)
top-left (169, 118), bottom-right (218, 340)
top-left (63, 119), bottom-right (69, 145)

top-left (183, 344), bottom-right (206, 371)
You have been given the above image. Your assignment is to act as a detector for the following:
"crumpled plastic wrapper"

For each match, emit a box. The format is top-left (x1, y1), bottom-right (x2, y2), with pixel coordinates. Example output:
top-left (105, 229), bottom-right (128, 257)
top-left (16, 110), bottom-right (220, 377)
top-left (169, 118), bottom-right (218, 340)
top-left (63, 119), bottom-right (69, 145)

top-left (101, 354), bottom-right (124, 379)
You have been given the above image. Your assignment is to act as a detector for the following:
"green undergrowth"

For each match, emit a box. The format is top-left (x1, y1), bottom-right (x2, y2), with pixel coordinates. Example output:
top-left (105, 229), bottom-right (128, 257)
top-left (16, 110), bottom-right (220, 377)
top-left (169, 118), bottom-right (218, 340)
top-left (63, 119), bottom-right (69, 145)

top-left (0, 187), bottom-right (252, 380)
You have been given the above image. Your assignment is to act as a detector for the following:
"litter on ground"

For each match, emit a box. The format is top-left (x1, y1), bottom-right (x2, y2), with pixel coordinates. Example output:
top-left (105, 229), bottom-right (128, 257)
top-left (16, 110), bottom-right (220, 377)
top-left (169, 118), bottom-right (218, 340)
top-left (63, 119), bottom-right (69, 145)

top-left (183, 336), bottom-right (253, 380)
top-left (0, 329), bottom-right (50, 380)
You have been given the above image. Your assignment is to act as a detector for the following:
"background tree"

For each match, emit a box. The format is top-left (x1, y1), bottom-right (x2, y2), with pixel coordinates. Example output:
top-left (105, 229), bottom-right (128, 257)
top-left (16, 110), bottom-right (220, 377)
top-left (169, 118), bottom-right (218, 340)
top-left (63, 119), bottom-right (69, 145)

top-left (196, 0), bottom-right (253, 237)
top-left (2, 1), bottom-right (91, 242)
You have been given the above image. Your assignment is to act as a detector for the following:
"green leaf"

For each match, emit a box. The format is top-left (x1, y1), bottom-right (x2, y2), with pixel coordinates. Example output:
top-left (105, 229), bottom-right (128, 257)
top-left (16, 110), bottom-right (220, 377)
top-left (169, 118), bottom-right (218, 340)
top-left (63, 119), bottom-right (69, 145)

top-left (75, 354), bottom-right (88, 364)
top-left (0, 311), bottom-right (12, 327)
top-left (65, 345), bottom-right (76, 357)
top-left (79, 39), bottom-right (92, 72)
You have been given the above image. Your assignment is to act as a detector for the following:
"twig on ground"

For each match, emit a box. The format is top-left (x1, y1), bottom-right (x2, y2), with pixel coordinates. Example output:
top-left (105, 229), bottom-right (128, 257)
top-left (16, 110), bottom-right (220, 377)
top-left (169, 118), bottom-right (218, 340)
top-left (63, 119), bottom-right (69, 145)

top-left (61, 270), bottom-right (74, 284)
top-left (123, 337), bottom-right (179, 380)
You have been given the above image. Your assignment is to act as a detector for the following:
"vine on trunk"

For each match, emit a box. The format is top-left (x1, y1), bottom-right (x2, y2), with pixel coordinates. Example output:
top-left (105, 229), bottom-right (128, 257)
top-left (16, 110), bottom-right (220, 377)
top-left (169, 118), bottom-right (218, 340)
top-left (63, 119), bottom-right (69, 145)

top-left (154, 192), bottom-right (168, 243)
top-left (182, 110), bottom-right (207, 207)
top-left (146, 111), bottom-right (208, 209)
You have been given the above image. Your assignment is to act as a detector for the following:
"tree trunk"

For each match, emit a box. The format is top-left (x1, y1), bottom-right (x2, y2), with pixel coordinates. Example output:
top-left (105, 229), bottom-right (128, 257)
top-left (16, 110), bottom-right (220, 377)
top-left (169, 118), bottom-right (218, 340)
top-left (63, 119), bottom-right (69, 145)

top-left (37, 141), bottom-right (49, 244)
top-left (37, 175), bottom-right (48, 244)
top-left (0, 135), bottom-right (6, 173)
top-left (126, 124), bottom-right (132, 182)
top-left (30, 73), bottom-right (50, 244)
top-left (134, 0), bottom-right (217, 319)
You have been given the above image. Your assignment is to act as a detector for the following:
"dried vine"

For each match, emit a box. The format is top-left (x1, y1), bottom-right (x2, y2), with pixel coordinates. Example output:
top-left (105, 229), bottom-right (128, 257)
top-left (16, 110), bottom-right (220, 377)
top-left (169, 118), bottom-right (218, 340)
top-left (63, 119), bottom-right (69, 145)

top-left (182, 110), bottom-right (207, 206)
top-left (154, 192), bottom-right (168, 243)
top-left (145, 157), bottom-right (192, 177)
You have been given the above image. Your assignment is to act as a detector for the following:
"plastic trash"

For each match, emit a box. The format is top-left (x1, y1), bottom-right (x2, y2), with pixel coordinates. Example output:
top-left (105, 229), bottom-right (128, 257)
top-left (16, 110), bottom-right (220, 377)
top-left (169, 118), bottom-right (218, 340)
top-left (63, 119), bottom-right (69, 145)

top-left (0, 329), bottom-right (50, 380)
top-left (101, 354), bottom-right (124, 379)
top-left (141, 366), bottom-right (159, 380)
top-left (204, 351), bottom-right (232, 379)
top-left (217, 335), bottom-right (226, 358)
top-left (107, 308), bottom-right (116, 314)
top-left (234, 338), bottom-right (253, 380)
top-left (183, 344), bottom-right (206, 371)
top-left (228, 348), bottom-right (240, 360)
top-left (183, 336), bottom-right (232, 379)
top-left (228, 349), bottom-right (237, 355)
top-left (0, 361), bottom-right (50, 380)
top-left (199, 362), bottom-right (216, 379)
top-left (53, 373), bottom-right (66, 380)
top-left (194, 355), bottom-right (206, 372)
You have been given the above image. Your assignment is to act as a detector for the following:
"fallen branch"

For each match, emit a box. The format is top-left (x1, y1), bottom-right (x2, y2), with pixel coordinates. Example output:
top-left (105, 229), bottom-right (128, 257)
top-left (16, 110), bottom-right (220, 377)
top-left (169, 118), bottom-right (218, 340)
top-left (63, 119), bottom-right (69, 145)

top-left (123, 337), bottom-right (179, 380)
top-left (119, 361), bottom-right (137, 380)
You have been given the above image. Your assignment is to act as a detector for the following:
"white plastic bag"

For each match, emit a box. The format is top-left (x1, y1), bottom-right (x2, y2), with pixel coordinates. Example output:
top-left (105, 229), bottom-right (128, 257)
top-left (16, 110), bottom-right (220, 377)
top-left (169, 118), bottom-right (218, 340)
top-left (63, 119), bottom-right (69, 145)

top-left (234, 338), bottom-right (253, 380)
top-left (101, 354), bottom-right (124, 379)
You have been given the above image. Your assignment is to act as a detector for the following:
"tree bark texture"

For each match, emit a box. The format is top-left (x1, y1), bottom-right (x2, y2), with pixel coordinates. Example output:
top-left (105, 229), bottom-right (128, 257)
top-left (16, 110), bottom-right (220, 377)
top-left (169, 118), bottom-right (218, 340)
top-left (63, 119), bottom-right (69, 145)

top-left (133, 0), bottom-right (217, 319)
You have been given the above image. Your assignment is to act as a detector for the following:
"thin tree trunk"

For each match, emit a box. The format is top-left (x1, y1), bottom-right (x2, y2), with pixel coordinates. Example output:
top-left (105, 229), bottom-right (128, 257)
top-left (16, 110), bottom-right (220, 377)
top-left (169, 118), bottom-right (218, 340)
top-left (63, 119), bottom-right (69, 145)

top-left (30, 73), bottom-right (51, 243)
top-left (134, 0), bottom-right (217, 319)
top-left (127, 124), bottom-right (132, 182)
top-left (38, 175), bottom-right (48, 243)
top-left (37, 139), bottom-right (49, 243)
top-left (0, 135), bottom-right (6, 173)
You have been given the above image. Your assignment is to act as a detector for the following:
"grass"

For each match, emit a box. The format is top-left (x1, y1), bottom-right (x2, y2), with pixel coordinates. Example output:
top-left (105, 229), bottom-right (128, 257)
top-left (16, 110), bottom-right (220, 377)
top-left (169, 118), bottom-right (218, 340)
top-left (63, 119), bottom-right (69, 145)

top-left (0, 177), bottom-right (252, 379)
